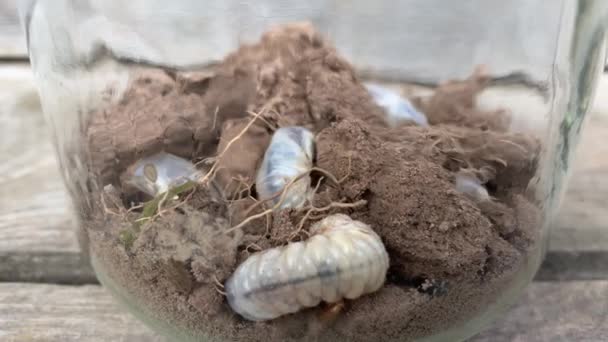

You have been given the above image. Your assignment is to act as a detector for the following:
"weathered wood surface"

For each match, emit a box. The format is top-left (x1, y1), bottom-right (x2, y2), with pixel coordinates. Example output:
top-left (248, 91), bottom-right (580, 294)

top-left (0, 281), bottom-right (606, 342)
top-left (0, 283), bottom-right (164, 342)
top-left (0, 63), bottom-right (95, 284)
top-left (1, 64), bottom-right (608, 340)
top-left (472, 281), bottom-right (608, 342)
top-left (0, 0), bottom-right (27, 58)
top-left (1, 63), bottom-right (607, 283)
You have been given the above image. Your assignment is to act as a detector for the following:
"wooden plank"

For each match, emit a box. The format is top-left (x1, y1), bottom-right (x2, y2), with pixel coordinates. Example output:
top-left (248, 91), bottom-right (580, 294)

top-left (0, 63), bottom-right (88, 283)
top-left (472, 281), bottom-right (608, 342)
top-left (0, 64), bottom-right (75, 253)
top-left (1, 64), bottom-right (608, 283)
top-left (0, 283), bottom-right (164, 342)
top-left (536, 251), bottom-right (608, 282)
top-left (0, 252), bottom-right (95, 285)
top-left (0, 0), bottom-right (27, 58)
top-left (0, 281), bottom-right (606, 342)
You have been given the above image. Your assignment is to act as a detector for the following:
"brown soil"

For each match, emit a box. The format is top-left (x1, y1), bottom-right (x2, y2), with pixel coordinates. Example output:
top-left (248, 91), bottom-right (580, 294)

top-left (85, 23), bottom-right (542, 342)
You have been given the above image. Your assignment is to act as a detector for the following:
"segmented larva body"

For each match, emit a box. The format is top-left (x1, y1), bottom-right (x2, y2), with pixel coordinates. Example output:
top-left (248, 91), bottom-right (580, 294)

top-left (127, 152), bottom-right (201, 197)
top-left (455, 173), bottom-right (489, 202)
top-left (365, 82), bottom-right (429, 127)
top-left (256, 127), bottom-right (315, 209)
top-left (225, 214), bottom-right (389, 321)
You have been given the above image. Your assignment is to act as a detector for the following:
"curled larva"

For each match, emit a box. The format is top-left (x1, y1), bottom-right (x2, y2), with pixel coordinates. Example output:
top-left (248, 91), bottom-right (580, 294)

top-left (455, 173), bottom-right (490, 202)
top-left (225, 214), bottom-right (389, 321)
top-left (256, 126), bottom-right (315, 208)
top-left (126, 152), bottom-right (201, 197)
top-left (365, 83), bottom-right (429, 126)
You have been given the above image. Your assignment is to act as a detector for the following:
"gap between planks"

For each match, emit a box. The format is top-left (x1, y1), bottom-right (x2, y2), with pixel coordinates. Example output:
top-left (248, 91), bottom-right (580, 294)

top-left (1, 65), bottom-right (608, 284)
top-left (0, 281), bottom-right (607, 342)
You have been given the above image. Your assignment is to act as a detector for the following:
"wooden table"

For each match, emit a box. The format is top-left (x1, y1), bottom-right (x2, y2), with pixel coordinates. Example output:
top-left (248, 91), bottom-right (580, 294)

top-left (2, 62), bottom-right (607, 341)
top-left (2, 6), bottom-right (608, 342)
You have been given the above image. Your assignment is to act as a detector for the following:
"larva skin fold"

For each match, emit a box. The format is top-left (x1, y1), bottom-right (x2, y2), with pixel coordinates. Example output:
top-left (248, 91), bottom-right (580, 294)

top-left (256, 126), bottom-right (315, 209)
top-left (225, 214), bottom-right (390, 321)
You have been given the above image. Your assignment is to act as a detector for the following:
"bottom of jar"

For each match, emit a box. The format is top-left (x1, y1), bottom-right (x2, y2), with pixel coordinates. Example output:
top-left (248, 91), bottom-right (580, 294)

top-left (92, 241), bottom-right (543, 342)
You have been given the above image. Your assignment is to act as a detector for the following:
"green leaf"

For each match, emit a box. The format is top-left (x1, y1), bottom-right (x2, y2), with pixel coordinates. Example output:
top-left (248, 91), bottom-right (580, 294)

top-left (136, 181), bottom-right (197, 227)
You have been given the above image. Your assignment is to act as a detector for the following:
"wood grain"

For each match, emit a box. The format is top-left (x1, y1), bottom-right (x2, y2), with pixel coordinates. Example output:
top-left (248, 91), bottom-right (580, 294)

top-left (0, 281), bottom-right (606, 342)
top-left (0, 0), bottom-right (27, 58)
top-left (472, 281), bottom-right (608, 342)
top-left (0, 64), bottom-right (83, 283)
top-left (0, 283), bottom-right (164, 342)
top-left (1, 63), bottom-right (607, 282)
top-left (0, 64), bottom-right (74, 253)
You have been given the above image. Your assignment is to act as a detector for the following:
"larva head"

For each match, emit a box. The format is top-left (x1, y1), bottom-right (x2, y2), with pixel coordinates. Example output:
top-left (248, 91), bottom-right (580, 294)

top-left (455, 172), bottom-right (489, 202)
top-left (126, 152), bottom-right (201, 197)
top-left (364, 82), bottom-right (429, 127)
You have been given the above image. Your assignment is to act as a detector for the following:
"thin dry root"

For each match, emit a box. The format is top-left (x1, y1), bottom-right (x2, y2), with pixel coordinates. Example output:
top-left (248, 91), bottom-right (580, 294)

top-left (226, 208), bottom-right (274, 234)
top-left (311, 177), bottom-right (324, 198)
top-left (295, 199), bottom-right (367, 237)
top-left (211, 106), bottom-right (219, 131)
top-left (135, 186), bottom-right (196, 225)
top-left (155, 190), bottom-right (171, 218)
top-left (232, 163), bottom-right (352, 240)
top-left (199, 108), bottom-right (268, 185)
top-left (126, 203), bottom-right (144, 214)
top-left (337, 155), bottom-right (353, 184)
top-left (100, 192), bottom-right (121, 217)
top-left (311, 167), bottom-right (341, 186)
top-left (245, 242), bottom-right (263, 253)
top-left (213, 275), bottom-right (227, 296)
top-left (225, 168), bottom-right (321, 235)
top-left (498, 139), bottom-right (528, 154)
top-left (240, 169), bottom-right (313, 219)
top-left (247, 110), bottom-right (276, 132)
top-left (483, 156), bottom-right (508, 167)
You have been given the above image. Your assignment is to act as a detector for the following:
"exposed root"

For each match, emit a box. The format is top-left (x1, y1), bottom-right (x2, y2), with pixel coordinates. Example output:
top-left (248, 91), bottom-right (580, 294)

top-left (240, 170), bottom-right (313, 219)
top-left (247, 109), bottom-right (276, 132)
top-left (311, 167), bottom-right (340, 186)
top-left (226, 207), bottom-right (275, 234)
top-left (198, 108), bottom-right (268, 185)
top-left (135, 182), bottom-right (197, 225)
top-left (311, 176), bottom-right (325, 198)
top-left (245, 242), bottom-right (263, 253)
top-left (155, 190), bottom-right (172, 218)
top-left (126, 203), bottom-right (145, 214)
top-left (225, 168), bottom-right (319, 234)
top-left (337, 154), bottom-right (353, 184)
top-left (211, 106), bottom-right (219, 131)
top-left (213, 275), bottom-right (227, 296)
top-left (498, 139), bottom-right (528, 154)
top-left (230, 162), bottom-right (351, 241)
top-left (294, 199), bottom-right (367, 238)
top-left (483, 156), bottom-right (508, 167)
top-left (100, 192), bottom-right (121, 217)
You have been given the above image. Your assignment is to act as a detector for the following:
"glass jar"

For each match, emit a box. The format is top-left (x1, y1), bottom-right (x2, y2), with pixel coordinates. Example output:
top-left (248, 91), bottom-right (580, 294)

top-left (22, 1), bottom-right (606, 341)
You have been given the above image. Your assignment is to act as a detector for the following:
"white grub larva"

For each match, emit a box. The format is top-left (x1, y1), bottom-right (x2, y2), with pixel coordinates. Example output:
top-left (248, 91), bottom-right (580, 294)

top-left (365, 82), bottom-right (429, 127)
top-left (126, 152), bottom-right (201, 197)
top-left (256, 126), bottom-right (315, 209)
top-left (225, 214), bottom-right (389, 321)
top-left (455, 172), bottom-right (490, 202)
